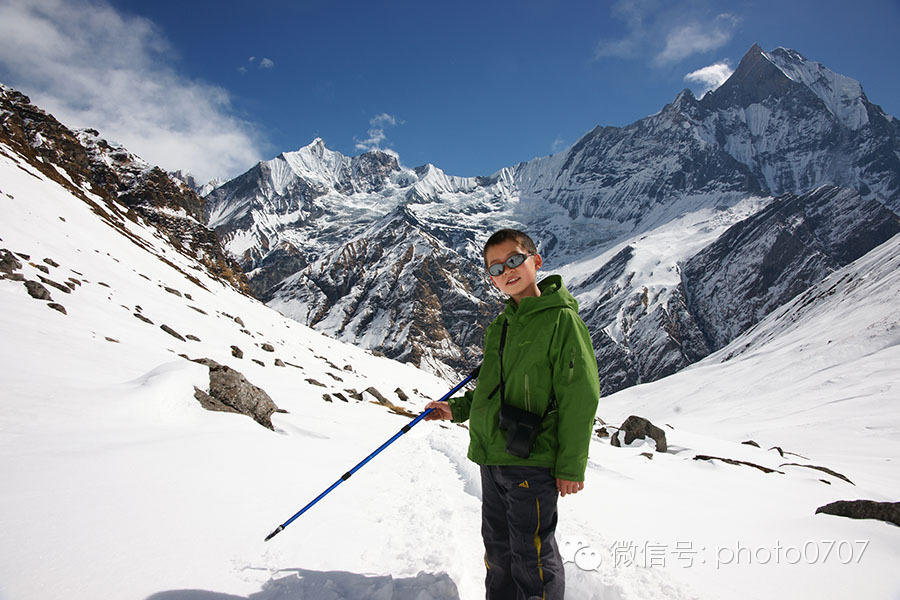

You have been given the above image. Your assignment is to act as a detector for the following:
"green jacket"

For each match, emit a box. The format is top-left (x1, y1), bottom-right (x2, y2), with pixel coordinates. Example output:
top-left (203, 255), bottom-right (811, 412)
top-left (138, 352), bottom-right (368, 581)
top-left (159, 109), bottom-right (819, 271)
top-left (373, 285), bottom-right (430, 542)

top-left (448, 275), bottom-right (600, 481)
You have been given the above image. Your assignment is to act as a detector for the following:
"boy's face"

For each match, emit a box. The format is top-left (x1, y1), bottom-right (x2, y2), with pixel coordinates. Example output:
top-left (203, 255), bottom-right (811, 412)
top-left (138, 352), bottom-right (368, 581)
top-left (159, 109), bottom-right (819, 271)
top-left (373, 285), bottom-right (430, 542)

top-left (484, 239), bottom-right (543, 303)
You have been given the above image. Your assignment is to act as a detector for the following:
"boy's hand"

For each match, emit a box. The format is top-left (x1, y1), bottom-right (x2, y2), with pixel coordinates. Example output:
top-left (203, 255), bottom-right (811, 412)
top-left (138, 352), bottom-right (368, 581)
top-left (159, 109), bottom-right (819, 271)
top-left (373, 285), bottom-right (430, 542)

top-left (423, 402), bottom-right (452, 421)
top-left (556, 479), bottom-right (584, 497)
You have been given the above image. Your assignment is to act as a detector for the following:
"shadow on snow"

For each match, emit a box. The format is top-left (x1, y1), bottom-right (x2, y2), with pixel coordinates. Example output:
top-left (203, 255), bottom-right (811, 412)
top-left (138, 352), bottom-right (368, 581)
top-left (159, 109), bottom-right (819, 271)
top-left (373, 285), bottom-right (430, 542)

top-left (145, 568), bottom-right (460, 600)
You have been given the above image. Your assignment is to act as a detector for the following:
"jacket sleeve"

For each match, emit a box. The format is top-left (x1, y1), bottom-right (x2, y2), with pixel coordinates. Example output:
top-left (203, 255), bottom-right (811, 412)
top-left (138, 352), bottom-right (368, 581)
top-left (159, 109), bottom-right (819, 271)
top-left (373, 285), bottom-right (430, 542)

top-left (447, 389), bottom-right (473, 423)
top-left (551, 309), bottom-right (600, 481)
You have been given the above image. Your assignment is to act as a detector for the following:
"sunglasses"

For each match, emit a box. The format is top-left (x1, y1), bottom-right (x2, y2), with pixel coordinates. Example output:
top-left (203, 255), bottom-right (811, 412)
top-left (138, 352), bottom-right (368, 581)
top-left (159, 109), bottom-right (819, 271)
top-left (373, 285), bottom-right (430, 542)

top-left (486, 253), bottom-right (533, 277)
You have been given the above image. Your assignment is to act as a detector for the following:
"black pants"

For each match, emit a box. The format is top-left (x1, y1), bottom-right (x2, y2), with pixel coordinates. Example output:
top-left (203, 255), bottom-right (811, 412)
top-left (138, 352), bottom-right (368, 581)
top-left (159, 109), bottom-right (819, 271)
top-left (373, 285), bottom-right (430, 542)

top-left (480, 465), bottom-right (564, 600)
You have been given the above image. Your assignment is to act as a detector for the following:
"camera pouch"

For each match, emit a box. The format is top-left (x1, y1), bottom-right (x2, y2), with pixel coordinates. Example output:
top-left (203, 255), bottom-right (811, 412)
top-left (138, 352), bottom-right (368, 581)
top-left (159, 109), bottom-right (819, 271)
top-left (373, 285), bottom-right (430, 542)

top-left (498, 402), bottom-right (543, 458)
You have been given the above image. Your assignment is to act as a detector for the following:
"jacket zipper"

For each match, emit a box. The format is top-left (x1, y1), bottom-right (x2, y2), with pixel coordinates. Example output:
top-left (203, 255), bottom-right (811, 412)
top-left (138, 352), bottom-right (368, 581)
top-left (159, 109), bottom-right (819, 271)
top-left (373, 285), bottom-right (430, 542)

top-left (524, 373), bottom-right (531, 412)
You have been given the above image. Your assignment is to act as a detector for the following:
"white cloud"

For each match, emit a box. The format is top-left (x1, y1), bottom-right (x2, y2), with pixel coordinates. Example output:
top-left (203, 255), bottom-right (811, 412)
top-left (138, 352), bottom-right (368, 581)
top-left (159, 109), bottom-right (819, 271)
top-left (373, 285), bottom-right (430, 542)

top-left (594, 2), bottom-right (739, 67)
top-left (354, 113), bottom-right (403, 152)
top-left (594, 0), bottom-right (659, 59)
top-left (654, 14), bottom-right (738, 66)
top-left (354, 128), bottom-right (387, 152)
top-left (551, 136), bottom-right (568, 153)
top-left (0, 0), bottom-right (265, 182)
top-left (684, 61), bottom-right (734, 94)
top-left (370, 113), bottom-right (399, 127)
top-left (259, 58), bottom-right (275, 69)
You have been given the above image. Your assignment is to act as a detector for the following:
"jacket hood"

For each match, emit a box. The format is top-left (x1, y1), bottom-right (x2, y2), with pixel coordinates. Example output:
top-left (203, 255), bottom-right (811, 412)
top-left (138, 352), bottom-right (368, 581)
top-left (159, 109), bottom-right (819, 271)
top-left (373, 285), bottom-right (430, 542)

top-left (502, 274), bottom-right (579, 319)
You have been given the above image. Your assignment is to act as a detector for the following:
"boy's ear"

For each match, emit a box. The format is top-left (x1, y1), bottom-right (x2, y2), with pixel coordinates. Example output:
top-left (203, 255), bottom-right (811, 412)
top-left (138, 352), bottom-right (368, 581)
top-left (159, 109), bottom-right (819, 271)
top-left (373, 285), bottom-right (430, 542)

top-left (533, 253), bottom-right (543, 270)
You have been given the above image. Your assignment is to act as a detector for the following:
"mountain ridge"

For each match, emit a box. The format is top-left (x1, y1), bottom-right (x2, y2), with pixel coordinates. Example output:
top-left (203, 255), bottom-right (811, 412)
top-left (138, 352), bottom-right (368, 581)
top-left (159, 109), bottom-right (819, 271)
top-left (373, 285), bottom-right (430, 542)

top-left (201, 44), bottom-right (900, 387)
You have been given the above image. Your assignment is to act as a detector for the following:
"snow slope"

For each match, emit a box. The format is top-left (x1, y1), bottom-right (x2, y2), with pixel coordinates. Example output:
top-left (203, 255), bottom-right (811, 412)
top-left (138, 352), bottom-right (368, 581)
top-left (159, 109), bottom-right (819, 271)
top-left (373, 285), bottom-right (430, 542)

top-left (2, 139), bottom-right (899, 600)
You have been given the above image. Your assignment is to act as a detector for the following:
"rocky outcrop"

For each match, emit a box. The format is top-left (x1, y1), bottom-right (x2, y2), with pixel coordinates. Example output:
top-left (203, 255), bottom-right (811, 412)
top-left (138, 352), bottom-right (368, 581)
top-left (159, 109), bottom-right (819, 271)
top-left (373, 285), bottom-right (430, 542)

top-left (0, 85), bottom-right (250, 295)
top-left (816, 500), bottom-right (900, 527)
top-left (692, 455), bottom-right (783, 474)
top-left (681, 186), bottom-right (900, 351)
top-left (191, 358), bottom-right (282, 430)
top-left (611, 415), bottom-right (668, 452)
top-left (266, 206), bottom-right (500, 376)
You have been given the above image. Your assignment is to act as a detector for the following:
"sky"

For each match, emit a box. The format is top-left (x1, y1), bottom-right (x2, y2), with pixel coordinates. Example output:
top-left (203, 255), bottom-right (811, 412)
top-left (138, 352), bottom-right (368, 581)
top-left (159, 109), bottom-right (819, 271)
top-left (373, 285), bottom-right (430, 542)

top-left (1, 0), bottom-right (899, 183)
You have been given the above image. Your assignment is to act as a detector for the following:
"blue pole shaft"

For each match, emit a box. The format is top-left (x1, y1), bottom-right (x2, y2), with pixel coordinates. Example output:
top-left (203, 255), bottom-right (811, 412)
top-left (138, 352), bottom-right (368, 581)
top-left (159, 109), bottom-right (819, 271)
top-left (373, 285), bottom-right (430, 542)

top-left (265, 369), bottom-right (477, 541)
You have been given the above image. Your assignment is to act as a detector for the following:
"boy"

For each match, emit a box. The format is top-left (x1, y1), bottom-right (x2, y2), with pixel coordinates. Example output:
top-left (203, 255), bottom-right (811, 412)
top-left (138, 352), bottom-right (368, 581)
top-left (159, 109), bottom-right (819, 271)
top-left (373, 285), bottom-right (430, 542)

top-left (425, 229), bottom-right (600, 600)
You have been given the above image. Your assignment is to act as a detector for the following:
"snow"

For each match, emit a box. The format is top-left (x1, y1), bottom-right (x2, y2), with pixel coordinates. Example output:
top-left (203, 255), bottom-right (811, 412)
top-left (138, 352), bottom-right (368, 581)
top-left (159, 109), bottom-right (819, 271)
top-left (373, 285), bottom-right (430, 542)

top-left (763, 49), bottom-right (870, 130)
top-left (2, 139), bottom-right (900, 600)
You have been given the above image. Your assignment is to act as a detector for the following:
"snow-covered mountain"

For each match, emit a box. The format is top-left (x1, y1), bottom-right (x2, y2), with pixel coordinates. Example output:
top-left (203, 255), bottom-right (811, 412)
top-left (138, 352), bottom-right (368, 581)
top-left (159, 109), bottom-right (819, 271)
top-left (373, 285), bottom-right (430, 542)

top-left (0, 84), bottom-right (249, 295)
top-left (2, 99), bottom-right (899, 599)
top-left (204, 45), bottom-right (900, 388)
top-left (682, 185), bottom-right (900, 351)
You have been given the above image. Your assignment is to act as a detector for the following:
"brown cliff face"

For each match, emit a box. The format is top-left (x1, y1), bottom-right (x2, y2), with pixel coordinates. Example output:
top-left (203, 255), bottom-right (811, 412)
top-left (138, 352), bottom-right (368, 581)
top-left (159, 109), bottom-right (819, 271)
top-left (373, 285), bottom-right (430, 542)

top-left (0, 84), bottom-right (251, 295)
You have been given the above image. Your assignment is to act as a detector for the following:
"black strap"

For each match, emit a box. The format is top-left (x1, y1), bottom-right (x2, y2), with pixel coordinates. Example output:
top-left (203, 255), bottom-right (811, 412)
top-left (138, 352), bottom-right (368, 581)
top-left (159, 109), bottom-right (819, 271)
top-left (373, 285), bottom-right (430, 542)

top-left (494, 319), bottom-right (555, 417)
top-left (498, 319), bottom-right (509, 406)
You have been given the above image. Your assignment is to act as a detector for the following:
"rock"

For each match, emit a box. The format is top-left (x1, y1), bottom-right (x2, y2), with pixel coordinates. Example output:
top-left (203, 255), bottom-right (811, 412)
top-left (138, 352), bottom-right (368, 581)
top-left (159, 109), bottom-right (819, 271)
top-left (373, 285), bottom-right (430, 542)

top-left (163, 286), bottom-right (182, 297)
top-left (742, 440), bottom-right (760, 448)
top-left (365, 386), bottom-right (390, 404)
top-left (305, 378), bottom-right (326, 387)
top-left (333, 392), bottom-right (349, 402)
top-left (779, 463), bottom-right (854, 485)
top-left (611, 415), bottom-right (668, 452)
top-left (640, 452), bottom-right (654, 460)
top-left (394, 387), bottom-right (409, 402)
top-left (231, 345), bottom-right (243, 358)
top-left (323, 394), bottom-right (333, 402)
top-left (234, 316), bottom-right (245, 327)
top-left (693, 454), bottom-right (784, 474)
top-left (1, 249), bottom-right (22, 274)
top-left (769, 446), bottom-right (810, 460)
top-left (134, 312), bottom-right (154, 325)
top-left (192, 358), bottom-right (280, 429)
top-left (160, 324), bottom-right (185, 341)
top-left (43, 258), bottom-right (59, 267)
top-left (261, 343), bottom-right (275, 352)
top-left (33, 263), bottom-right (49, 274)
top-left (24, 280), bottom-right (52, 300)
top-left (274, 359), bottom-right (285, 367)
top-left (252, 359), bottom-right (264, 367)
top-left (47, 303), bottom-right (67, 315)
top-left (193, 387), bottom-right (239, 415)
top-left (816, 500), bottom-right (900, 527)
top-left (39, 275), bottom-right (71, 294)
top-left (186, 334), bottom-right (200, 342)
top-left (595, 427), bottom-right (609, 439)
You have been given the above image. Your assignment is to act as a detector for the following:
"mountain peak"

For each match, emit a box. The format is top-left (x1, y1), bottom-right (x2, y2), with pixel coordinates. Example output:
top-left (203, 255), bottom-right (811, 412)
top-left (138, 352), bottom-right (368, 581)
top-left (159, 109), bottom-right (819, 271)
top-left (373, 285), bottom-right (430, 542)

top-left (763, 47), bottom-right (871, 130)
top-left (700, 44), bottom-right (795, 109)
top-left (301, 137), bottom-right (328, 156)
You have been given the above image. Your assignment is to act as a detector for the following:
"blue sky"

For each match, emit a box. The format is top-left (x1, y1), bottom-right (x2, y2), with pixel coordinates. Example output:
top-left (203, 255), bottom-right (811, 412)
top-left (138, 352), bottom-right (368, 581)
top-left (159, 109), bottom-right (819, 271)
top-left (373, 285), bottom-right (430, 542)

top-left (1, 0), bottom-right (899, 182)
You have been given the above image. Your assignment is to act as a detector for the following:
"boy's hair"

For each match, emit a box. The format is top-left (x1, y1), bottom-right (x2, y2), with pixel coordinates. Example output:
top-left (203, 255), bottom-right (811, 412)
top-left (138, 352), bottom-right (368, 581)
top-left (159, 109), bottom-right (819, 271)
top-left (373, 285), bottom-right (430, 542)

top-left (483, 229), bottom-right (538, 266)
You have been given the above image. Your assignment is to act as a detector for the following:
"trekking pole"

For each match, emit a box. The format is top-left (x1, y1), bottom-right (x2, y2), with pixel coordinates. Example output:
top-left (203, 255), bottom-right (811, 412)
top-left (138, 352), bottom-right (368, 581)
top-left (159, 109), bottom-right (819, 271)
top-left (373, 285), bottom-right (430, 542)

top-left (264, 364), bottom-right (480, 542)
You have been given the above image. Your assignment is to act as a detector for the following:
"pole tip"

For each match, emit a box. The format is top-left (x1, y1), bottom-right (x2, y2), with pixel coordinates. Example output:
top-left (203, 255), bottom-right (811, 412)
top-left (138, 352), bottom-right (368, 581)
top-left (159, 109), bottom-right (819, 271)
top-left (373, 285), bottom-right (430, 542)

top-left (264, 525), bottom-right (284, 542)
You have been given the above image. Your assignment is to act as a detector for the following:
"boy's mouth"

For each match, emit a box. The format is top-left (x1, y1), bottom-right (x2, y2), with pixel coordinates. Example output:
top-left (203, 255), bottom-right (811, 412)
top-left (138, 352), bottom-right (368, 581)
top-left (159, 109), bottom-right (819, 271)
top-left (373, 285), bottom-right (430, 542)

top-left (505, 276), bottom-right (521, 286)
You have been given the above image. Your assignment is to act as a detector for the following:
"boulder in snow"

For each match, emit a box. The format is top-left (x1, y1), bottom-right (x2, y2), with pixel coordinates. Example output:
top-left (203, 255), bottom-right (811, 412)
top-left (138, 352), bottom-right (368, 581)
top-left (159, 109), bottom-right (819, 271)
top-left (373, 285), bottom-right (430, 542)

top-left (816, 500), bottom-right (900, 527)
top-left (611, 415), bottom-right (668, 452)
top-left (192, 358), bottom-right (281, 430)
